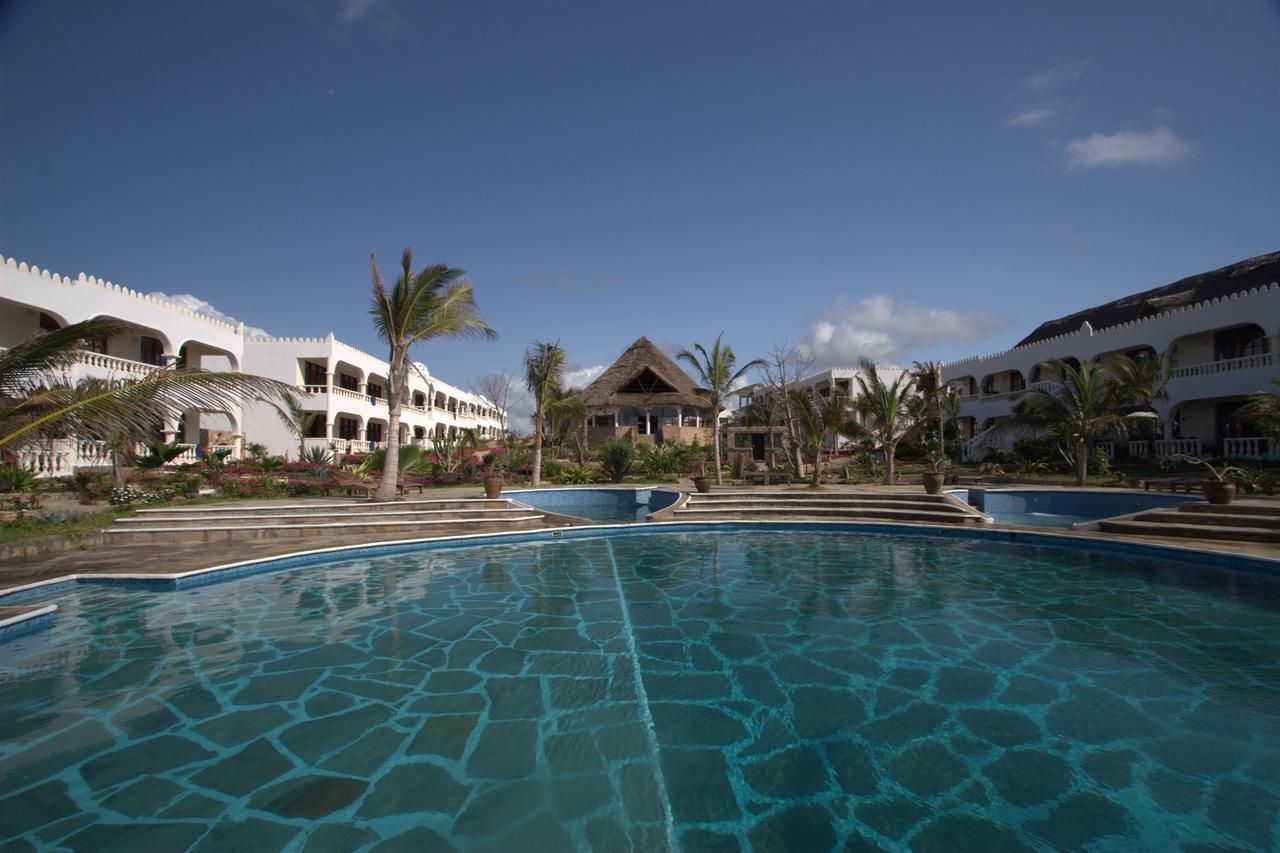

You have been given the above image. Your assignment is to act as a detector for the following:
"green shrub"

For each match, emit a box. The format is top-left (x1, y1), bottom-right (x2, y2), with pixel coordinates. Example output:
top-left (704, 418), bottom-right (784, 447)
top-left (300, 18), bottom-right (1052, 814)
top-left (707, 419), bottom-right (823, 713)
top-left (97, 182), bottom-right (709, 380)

top-left (637, 443), bottom-right (684, 478)
top-left (559, 466), bottom-right (595, 485)
top-left (303, 445), bottom-right (333, 465)
top-left (597, 439), bottom-right (635, 484)
top-left (0, 464), bottom-right (38, 493)
top-left (985, 448), bottom-right (1012, 466)
top-left (71, 469), bottom-right (113, 502)
top-left (541, 459), bottom-right (563, 480)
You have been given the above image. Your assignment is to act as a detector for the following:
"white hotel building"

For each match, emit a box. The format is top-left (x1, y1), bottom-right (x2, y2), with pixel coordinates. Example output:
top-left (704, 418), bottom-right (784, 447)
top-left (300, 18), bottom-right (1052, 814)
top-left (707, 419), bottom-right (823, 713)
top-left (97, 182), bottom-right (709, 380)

top-left (0, 253), bottom-right (503, 475)
top-left (944, 251), bottom-right (1280, 462)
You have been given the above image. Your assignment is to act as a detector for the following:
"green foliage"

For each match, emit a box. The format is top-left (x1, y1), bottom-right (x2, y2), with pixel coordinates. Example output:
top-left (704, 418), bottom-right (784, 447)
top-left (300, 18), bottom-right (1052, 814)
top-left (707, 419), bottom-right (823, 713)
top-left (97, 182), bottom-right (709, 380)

top-left (558, 465), bottom-right (595, 485)
top-left (730, 453), bottom-right (744, 480)
top-left (598, 438), bottom-right (635, 483)
top-left (71, 468), bottom-right (112, 501)
top-left (255, 456), bottom-right (283, 472)
top-left (303, 445), bottom-right (333, 465)
top-left (541, 458), bottom-right (563, 480)
top-left (985, 448), bottom-right (1012, 465)
top-left (1013, 436), bottom-right (1057, 464)
top-left (135, 439), bottom-right (187, 470)
top-left (637, 442), bottom-right (686, 478)
top-left (245, 441), bottom-right (270, 460)
top-left (0, 464), bottom-right (38, 493)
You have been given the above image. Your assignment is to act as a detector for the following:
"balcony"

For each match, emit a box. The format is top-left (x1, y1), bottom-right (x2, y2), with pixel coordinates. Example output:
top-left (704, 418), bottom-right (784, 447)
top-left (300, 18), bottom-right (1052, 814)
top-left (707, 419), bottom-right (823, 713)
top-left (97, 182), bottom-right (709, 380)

top-left (1224, 436), bottom-right (1279, 459)
top-left (1170, 352), bottom-right (1274, 380)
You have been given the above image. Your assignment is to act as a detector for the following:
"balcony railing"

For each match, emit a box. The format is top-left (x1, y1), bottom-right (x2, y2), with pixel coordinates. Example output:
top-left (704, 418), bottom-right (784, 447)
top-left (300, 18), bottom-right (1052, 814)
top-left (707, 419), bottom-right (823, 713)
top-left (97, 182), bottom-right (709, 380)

top-left (1153, 438), bottom-right (1201, 458)
top-left (1170, 352), bottom-right (1274, 380)
top-left (77, 351), bottom-right (158, 378)
top-left (1224, 436), bottom-right (1279, 459)
top-left (12, 438), bottom-right (225, 478)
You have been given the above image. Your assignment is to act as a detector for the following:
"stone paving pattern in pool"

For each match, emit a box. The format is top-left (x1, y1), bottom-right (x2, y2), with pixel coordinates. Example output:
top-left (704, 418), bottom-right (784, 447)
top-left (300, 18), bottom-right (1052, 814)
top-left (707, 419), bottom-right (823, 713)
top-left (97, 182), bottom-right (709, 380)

top-left (1, 530), bottom-right (1279, 851)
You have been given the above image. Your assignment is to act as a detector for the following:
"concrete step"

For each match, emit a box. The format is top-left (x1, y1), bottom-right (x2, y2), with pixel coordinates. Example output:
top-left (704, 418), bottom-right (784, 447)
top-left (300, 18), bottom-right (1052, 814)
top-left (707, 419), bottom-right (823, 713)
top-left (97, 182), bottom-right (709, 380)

top-left (115, 507), bottom-right (534, 528)
top-left (1133, 510), bottom-right (1280, 529)
top-left (1176, 501), bottom-right (1280, 518)
top-left (693, 491), bottom-right (955, 504)
top-left (106, 514), bottom-right (548, 544)
top-left (1097, 519), bottom-right (1280, 543)
top-left (672, 506), bottom-right (978, 524)
top-left (683, 497), bottom-right (971, 513)
top-left (134, 498), bottom-right (513, 517)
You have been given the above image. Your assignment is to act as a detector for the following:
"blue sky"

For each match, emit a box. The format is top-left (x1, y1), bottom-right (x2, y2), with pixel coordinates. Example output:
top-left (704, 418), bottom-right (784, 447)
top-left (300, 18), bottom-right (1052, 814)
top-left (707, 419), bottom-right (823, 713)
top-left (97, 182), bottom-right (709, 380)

top-left (3, 0), bottom-right (1279, 397)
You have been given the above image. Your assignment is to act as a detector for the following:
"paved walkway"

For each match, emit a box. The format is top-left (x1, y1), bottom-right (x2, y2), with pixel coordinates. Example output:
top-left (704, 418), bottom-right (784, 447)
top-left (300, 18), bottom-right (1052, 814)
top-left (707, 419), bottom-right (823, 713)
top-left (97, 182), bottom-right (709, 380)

top-left (3, 482), bottom-right (1277, 597)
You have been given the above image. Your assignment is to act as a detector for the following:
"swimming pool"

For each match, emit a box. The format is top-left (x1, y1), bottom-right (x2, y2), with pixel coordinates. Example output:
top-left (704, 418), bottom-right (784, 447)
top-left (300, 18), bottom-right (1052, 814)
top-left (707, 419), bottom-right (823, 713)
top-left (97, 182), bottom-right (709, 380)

top-left (2, 526), bottom-right (1276, 850)
top-left (951, 488), bottom-right (1201, 528)
top-left (504, 486), bottom-right (681, 522)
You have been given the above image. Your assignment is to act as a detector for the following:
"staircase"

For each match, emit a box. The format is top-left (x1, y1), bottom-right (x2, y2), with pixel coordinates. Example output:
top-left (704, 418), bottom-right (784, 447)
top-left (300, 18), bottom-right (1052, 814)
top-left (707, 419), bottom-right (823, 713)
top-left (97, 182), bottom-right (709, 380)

top-left (669, 491), bottom-right (986, 525)
top-left (107, 498), bottom-right (549, 544)
top-left (1097, 500), bottom-right (1280, 544)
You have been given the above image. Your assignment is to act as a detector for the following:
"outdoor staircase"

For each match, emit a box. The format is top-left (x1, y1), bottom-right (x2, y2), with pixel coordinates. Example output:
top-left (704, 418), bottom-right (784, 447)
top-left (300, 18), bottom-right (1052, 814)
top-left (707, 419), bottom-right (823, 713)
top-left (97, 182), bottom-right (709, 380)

top-left (1097, 499), bottom-right (1280, 544)
top-left (669, 490), bottom-right (987, 525)
top-left (106, 498), bottom-right (549, 544)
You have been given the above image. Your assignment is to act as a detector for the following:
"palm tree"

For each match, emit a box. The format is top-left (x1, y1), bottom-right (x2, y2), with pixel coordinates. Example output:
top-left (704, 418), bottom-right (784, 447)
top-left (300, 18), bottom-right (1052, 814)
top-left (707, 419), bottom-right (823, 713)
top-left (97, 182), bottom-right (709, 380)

top-left (677, 334), bottom-right (765, 485)
top-left (1, 318), bottom-right (291, 455)
top-left (524, 342), bottom-right (566, 487)
top-left (1014, 359), bottom-right (1129, 486)
top-left (943, 387), bottom-right (963, 462)
top-left (273, 394), bottom-right (324, 461)
top-left (853, 358), bottom-right (917, 485)
top-left (790, 388), bottom-right (860, 487)
top-left (1240, 378), bottom-right (1280, 438)
top-left (911, 360), bottom-right (946, 461)
top-left (369, 248), bottom-right (497, 501)
top-left (547, 386), bottom-right (588, 466)
top-left (1108, 351), bottom-right (1169, 442)
top-left (742, 390), bottom-right (783, 469)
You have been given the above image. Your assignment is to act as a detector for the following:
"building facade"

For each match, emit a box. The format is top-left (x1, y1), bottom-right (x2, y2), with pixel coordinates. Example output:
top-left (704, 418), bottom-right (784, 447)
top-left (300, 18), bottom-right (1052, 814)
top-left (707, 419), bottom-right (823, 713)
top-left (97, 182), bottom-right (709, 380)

top-left (944, 251), bottom-right (1280, 461)
top-left (579, 337), bottom-right (715, 446)
top-left (1, 253), bottom-right (503, 474)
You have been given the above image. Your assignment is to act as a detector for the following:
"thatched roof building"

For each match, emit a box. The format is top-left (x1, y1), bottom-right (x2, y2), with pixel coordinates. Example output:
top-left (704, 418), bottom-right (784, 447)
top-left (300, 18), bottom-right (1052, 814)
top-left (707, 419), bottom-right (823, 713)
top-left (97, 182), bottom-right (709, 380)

top-left (1016, 250), bottom-right (1280, 347)
top-left (581, 337), bottom-right (713, 445)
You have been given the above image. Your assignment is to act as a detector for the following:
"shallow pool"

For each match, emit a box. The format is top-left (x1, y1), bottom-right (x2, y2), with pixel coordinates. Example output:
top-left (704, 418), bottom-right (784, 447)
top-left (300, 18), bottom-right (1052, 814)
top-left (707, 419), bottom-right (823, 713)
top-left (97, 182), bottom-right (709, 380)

top-left (2, 528), bottom-right (1277, 850)
top-left (951, 488), bottom-right (1201, 528)
top-left (504, 486), bottom-right (680, 522)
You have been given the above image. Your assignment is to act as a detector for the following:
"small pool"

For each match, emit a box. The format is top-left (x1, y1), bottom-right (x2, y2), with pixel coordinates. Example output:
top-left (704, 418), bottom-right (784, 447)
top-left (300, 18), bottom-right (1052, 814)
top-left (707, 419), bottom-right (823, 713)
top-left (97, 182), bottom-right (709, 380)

top-left (951, 488), bottom-right (1201, 528)
top-left (504, 487), bottom-right (681, 522)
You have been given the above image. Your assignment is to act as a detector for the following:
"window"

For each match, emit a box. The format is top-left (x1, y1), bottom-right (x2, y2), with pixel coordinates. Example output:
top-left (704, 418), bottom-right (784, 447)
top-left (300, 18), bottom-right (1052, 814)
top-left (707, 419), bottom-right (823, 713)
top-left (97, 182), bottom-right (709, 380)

top-left (303, 362), bottom-right (326, 386)
top-left (140, 336), bottom-right (165, 366)
top-left (337, 417), bottom-right (359, 440)
top-left (367, 422), bottom-right (383, 442)
top-left (83, 335), bottom-right (108, 354)
top-left (619, 368), bottom-right (678, 395)
top-left (39, 312), bottom-right (60, 332)
top-left (338, 374), bottom-right (359, 392)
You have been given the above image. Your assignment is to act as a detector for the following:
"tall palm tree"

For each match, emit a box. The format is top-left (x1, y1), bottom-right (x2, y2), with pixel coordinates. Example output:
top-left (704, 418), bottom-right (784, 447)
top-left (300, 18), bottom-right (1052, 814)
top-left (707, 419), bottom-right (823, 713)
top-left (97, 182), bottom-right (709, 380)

top-left (943, 387), bottom-right (963, 462)
top-left (911, 360), bottom-right (946, 460)
top-left (790, 388), bottom-right (860, 487)
top-left (369, 248), bottom-right (497, 501)
top-left (1014, 359), bottom-right (1128, 486)
top-left (548, 386), bottom-right (588, 466)
top-left (853, 358), bottom-right (917, 485)
top-left (1239, 378), bottom-right (1280, 438)
top-left (1, 318), bottom-right (291, 454)
top-left (677, 334), bottom-right (765, 485)
top-left (524, 342), bottom-right (566, 487)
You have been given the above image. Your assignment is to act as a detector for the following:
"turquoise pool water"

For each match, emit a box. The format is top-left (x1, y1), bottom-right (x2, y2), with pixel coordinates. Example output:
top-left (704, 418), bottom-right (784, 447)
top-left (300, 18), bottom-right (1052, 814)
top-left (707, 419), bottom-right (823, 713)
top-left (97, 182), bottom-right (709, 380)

top-left (951, 488), bottom-right (1201, 528)
top-left (504, 487), bottom-right (681, 522)
top-left (2, 529), bottom-right (1278, 850)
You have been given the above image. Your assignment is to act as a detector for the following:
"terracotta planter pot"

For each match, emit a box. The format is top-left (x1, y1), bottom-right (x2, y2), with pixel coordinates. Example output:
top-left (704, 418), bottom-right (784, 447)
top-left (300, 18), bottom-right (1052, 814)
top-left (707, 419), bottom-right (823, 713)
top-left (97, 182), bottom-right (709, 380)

top-left (482, 474), bottom-right (504, 499)
top-left (692, 477), bottom-right (713, 494)
top-left (922, 472), bottom-right (945, 495)
top-left (1202, 481), bottom-right (1236, 505)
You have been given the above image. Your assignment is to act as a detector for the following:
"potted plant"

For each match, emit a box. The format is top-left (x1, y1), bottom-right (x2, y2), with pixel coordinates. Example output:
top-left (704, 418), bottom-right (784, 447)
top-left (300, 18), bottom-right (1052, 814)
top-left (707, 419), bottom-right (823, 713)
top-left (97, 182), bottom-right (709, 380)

top-left (922, 440), bottom-right (947, 495)
top-left (691, 449), bottom-right (713, 494)
top-left (1170, 454), bottom-right (1247, 505)
top-left (481, 451), bottom-right (506, 499)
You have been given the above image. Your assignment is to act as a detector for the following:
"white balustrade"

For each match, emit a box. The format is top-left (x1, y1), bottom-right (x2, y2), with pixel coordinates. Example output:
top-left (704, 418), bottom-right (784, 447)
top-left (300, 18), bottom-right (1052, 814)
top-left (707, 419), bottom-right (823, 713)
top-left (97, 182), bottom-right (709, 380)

top-left (1127, 440), bottom-right (1150, 458)
top-left (14, 445), bottom-right (71, 477)
top-left (1170, 352), bottom-right (1274, 380)
top-left (77, 351), bottom-right (157, 378)
top-left (1154, 438), bottom-right (1201, 458)
top-left (331, 386), bottom-right (373, 404)
top-left (1223, 437), bottom-right (1278, 459)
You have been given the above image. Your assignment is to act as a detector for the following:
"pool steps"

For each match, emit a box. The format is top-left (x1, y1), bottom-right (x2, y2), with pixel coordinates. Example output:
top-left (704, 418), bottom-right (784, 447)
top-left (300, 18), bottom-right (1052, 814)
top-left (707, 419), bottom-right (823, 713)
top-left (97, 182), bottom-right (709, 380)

top-left (106, 498), bottom-right (551, 543)
top-left (1099, 499), bottom-right (1280, 543)
top-left (669, 490), bottom-right (986, 525)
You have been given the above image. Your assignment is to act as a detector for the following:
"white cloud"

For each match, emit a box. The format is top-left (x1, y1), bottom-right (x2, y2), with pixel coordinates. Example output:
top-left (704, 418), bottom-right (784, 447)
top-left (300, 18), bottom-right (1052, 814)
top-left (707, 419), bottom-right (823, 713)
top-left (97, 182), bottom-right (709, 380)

top-left (147, 292), bottom-right (271, 339)
top-left (1064, 127), bottom-right (1191, 169)
top-left (564, 364), bottom-right (606, 390)
top-left (1024, 60), bottom-right (1090, 91)
top-left (1006, 107), bottom-right (1057, 128)
top-left (799, 294), bottom-right (1007, 367)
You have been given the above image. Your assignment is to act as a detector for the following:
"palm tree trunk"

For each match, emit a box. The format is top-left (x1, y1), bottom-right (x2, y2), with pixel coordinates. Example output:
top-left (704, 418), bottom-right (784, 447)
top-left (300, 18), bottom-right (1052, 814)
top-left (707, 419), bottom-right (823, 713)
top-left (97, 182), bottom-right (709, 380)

top-left (884, 442), bottom-right (895, 485)
top-left (577, 421), bottom-right (587, 467)
top-left (811, 445), bottom-right (821, 487)
top-left (1076, 440), bottom-right (1088, 487)
top-left (375, 360), bottom-right (403, 502)
top-left (938, 405), bottom-right (945, 461)
top-left (712, 404), bottom-right (723, 485)
top-left (531, 411), bottom-right (544, 487)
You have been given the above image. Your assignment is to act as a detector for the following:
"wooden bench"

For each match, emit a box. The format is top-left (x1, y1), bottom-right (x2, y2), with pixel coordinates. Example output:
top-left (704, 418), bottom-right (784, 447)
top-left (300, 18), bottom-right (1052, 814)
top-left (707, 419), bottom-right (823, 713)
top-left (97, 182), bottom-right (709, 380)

top-left (1139, 476), bottom-right (1208, 493)
top-left (743, 471), bottom-right (793, 485)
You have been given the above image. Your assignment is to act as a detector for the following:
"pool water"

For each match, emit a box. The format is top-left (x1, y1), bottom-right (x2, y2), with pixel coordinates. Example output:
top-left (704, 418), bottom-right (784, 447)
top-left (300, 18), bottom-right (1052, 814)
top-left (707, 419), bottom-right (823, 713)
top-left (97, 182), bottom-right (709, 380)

top-left (2, 530), bottom-right (1278, 851)
top-left (504, 487), bottom-right (680, 522)
top-left (951, 488), bottom-right (1201, 528)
